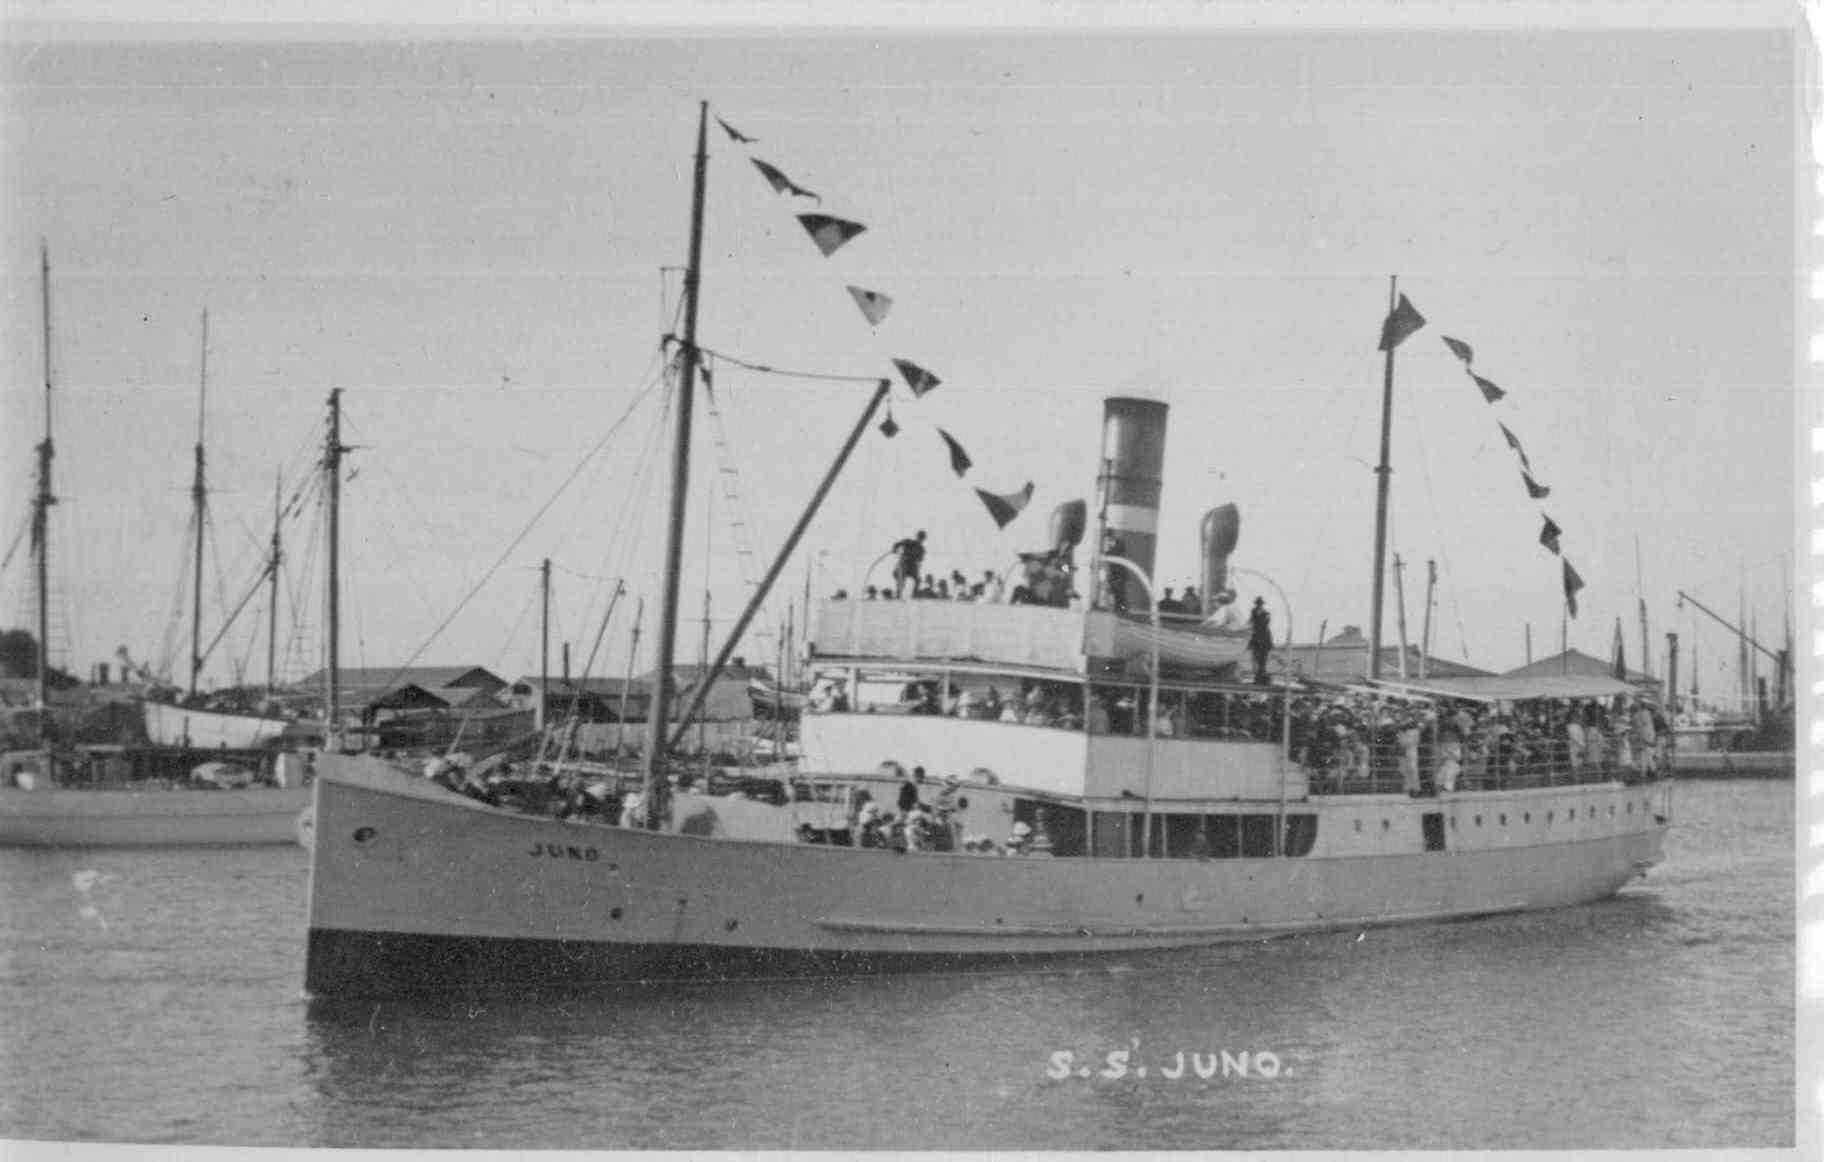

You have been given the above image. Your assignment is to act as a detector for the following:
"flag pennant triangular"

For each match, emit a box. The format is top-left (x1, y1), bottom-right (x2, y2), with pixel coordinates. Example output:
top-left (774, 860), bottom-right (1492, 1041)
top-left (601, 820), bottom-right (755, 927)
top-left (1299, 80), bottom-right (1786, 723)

top-left (1563, 559), bottom-right (1584, 618)
top-left (1377, 293), bottom-right (1426, 351)
top-left (976, 483), bottom-right (1035, 530)
top-left (797, 213), bottom-right (866, 257)
top-left (878, 413), bottom-right (899, 439)
top-left (938, 429), bottom-right (973, 477)
top-left (1539, 515), bottom-right (1562, 555)
top-left (1442, 336), bottom-right (1474, 364)
top-left (1471, 372), bottom-right (1506, 404)
top-left (846, 285), bottom-right (894, 326)
top-left (1498, 422), bottom-right (1531, 471)
top-left (716, 117), bottom-right (756, 144)
top-left (751, 159), bottom-right (820, 202)
top-left (1522, 470), bottom-right (1550, 500)
top-left (892, 358), bottom-right (940, 398)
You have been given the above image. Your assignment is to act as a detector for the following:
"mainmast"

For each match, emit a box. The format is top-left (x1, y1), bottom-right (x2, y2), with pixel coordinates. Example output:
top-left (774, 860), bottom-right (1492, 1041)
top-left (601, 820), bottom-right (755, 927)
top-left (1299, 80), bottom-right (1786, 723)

top-left (34, 241), bottom-right (56, 746)
top-left (1367, 276), bottom-right (1398, 679)
top-left (322, 389), bottom-right (347, 751)
top-left (538, 557), bottom-right (551, 731)
top-left (188, 308), bottom-right (209, 698)
top-left (640, 101), bottom-right (711, 828)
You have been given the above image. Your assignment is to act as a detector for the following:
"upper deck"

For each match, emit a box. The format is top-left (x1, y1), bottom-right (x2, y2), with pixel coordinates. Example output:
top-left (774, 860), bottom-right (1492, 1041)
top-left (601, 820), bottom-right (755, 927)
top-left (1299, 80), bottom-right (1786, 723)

top-left (811, 597), bottom-right (1247, 676)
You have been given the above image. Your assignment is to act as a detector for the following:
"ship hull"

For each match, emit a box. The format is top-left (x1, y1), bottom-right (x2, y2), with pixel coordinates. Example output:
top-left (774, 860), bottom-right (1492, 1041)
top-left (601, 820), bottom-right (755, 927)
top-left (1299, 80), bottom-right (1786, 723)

top-left (0, 786), bottom-right (311, 847)
top-left (142, 699), bottom-right (290, 749)
top-left (305, 758), bottom-right (1669, 998)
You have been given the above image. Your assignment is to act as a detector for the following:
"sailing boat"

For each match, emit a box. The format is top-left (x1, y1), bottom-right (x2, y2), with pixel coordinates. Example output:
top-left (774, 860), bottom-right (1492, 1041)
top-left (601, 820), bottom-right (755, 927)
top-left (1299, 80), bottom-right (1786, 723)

top-left (302, 106), bottom-right (1670, 998)
top-left (0, 274), bottom-right (329, 847)
top-left (138, 310), bottom-right (296, 751)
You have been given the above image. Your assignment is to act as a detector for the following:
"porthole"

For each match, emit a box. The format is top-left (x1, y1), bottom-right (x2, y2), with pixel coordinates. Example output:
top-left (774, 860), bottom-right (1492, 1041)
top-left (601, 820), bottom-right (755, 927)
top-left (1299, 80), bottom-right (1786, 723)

top-left (1523, 812), bottom-right (1531, 823)
top-left (1546, 810), bottom-right (1553, 823)
top-left (1474, 815), bottom-right (1483, 827)
top-left (1381, 818), bottom-right (1390, 831)
top-left (609, 907), bottom-right (623, 920)
top-left (352, 826), bottom-right (376, 845)
top-left (1499, 814), bottom-right (1507, 826)
top-left (1354, 819), bottom-right (1362, 833)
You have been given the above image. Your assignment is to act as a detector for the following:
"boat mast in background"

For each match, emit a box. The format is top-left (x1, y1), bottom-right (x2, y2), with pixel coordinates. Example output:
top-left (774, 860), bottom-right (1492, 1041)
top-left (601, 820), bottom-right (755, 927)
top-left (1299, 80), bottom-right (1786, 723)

top-left (34, 241), bottom-right (56, 747)
top-left (265, 472), bottom-right (282, 695)
top-left (322, 389), bottom-right (346, 752)
top-left (188, 309), bottom-right (209, 700)
top-left (641, 101), bottom-right (711, 827)
top-left (539, 557), bottom-right (552, 731)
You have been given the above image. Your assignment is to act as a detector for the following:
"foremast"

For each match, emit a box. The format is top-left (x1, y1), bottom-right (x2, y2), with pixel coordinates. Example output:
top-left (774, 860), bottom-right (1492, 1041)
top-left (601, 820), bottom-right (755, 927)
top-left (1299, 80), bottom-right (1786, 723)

top-left (188, 309), bottom-right (209, 699)
top-left (640, 101), bottom-right (712, 828)
top-left (322, 389), bottom-right (347, 752)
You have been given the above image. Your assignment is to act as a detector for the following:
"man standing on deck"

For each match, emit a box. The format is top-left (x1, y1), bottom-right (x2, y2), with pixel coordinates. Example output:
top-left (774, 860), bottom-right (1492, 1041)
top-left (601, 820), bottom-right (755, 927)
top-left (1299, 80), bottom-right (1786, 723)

top-left (891, 530), bottom-right (926, 599)
top-left (1247, 597), bottom-right (1273, 685)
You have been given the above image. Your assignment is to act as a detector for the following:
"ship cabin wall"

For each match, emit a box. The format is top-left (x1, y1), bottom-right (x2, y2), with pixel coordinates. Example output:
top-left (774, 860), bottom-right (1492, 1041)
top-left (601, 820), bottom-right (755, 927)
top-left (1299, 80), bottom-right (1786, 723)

top-left (800, 665), bottom-right (1303, 802)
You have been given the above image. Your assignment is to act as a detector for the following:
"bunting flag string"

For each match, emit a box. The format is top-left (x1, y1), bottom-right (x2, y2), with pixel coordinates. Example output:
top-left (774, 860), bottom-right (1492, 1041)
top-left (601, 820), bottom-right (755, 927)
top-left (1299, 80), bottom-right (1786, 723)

top-left (846, 286), bottom-right (894, 326)
top-left (1442, 336), bottom-right (1474, 364)
top-left (1539, 515), bottom-right (1562, 555)
top-left (716, 117), bottom-right (756, 144)
top-left (1378, 293), bottom-right (1426, 351)
top-left (975, 483), bottom-right (1035, 529)
top-left (1521, 470), bottom-right (1550, 500)
top-left (752, 159), bottom-right (820, 202)
top-left (715, 106), bottom-right (1023, 530)
top-left (797, 213), bottom-right (867, 257)
top-left (1498, 422), bottom-right (1531, 471)
top-left (1563, 559), bottom-right (1584, 618)
top-left (938, 429), bottom-right (973, 477)
top-left (892, 358), bottom-right (941, 398)
top-left (1470, 373), bottom-right (1506, 404)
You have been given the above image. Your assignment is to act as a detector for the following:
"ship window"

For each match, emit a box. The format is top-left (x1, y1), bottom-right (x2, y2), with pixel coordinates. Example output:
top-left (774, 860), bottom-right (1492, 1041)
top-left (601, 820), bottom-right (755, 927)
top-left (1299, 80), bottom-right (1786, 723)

top-left (1381, 818), bottom-right (1390, 832)
top-left (1546, 810), bottom-right (1553, 823)
top-left (1282, 814), bottom-right (1318, 857)
top-left (1422, 812), bottom-right (1445, 852)
top-left (1241, 814), bottom-right (1275, 858)
top-left (1209, 814), bottom-right (1243, 859)
top-left (1353, 819), bottom-right (1362, 834)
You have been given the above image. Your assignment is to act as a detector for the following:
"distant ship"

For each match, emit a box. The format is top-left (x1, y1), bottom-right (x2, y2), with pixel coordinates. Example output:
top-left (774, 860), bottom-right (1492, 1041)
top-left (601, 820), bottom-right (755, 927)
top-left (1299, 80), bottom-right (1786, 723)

top-left (302, 106), bottom-right (1670, 999)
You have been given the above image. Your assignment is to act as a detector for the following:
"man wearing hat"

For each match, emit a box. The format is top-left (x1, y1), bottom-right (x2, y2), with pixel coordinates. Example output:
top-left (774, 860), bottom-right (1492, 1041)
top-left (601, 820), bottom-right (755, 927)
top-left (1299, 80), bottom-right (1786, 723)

top-left (1247, 597), bottom-right (1273, 685)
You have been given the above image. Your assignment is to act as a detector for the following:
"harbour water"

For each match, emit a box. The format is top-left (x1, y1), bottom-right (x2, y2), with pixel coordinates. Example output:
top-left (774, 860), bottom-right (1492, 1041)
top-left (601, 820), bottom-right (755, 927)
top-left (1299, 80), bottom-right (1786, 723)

top-left (0, 777), bottom-right (1793, 1150)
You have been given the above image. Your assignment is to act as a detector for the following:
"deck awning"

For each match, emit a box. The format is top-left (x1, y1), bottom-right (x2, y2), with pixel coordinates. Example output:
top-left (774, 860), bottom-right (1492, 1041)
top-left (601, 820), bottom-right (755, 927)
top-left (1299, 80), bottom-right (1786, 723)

top-left (1367, 673), bottom-right (1647, 704)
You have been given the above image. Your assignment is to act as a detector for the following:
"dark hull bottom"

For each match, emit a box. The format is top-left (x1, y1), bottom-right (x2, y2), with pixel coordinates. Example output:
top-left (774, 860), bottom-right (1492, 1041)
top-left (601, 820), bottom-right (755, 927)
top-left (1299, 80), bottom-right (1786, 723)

top-left (305, 928), bottom-right (1141, 999)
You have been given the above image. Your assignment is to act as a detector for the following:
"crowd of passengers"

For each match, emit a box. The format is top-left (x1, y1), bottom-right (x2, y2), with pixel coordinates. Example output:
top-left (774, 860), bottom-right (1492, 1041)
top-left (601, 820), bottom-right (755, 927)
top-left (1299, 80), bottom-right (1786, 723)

top-left (807, 673), bottom-right (1673, 792)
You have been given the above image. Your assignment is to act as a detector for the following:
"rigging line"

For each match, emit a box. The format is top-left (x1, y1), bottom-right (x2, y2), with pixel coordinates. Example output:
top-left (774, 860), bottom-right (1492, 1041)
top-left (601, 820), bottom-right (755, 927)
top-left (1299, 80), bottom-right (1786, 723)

top-left (382, 380), bottom-right (666, 688)
top-left (1404, 386), bottom-right (1469, 664)
top-left (493, 584), bottom-right (538, 680)
top-left (0, 513), bottom-right (29, 574)
top-left (688, 342), bottom-right (886, 385)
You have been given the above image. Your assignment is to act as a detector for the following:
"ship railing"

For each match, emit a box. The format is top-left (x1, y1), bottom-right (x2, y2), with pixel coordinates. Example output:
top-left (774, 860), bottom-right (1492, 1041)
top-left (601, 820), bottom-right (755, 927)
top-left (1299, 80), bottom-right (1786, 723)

top-left (1300, 731), bottom-right (1675, 796)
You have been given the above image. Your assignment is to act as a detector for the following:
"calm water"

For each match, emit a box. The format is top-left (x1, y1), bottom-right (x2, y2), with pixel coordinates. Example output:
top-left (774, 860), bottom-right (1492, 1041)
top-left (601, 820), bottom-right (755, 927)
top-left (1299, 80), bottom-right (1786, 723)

top-left (0, 778), bottom-right (1794, 1150)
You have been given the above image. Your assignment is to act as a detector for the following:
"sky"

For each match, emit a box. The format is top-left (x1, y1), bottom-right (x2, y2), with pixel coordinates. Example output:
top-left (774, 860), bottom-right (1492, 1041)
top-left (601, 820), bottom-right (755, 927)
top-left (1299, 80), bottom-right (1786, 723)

top-left (0, 19), bottom-right (1800, 705)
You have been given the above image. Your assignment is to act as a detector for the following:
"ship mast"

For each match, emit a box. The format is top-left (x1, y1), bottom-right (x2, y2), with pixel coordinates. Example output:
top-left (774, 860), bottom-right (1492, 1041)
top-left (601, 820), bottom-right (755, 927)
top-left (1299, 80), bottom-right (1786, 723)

top-left (640, 101), bottom-right (711, 828)
top-left (34, 241), bottom-right (56, 747)
top-left (322, 389), bottom-right (347, 752)
top-left (1367, 276), bottom-right (1397, 680)
top-left (265, 472), bottom-right (282, 694)
top-left (188, 309), bottom-right (209, 699)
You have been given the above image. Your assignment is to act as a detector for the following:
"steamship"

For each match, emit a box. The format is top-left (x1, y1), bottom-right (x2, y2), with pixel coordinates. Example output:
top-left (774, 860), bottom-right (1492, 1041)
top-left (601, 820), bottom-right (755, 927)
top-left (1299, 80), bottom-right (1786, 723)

top-left (302, 107), bottom-right (1669, 999)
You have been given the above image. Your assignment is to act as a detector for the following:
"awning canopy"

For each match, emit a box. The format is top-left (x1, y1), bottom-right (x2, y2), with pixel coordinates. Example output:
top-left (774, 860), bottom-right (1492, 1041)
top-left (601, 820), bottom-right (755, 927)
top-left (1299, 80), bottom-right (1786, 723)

top-left (1367, 673), bottom-right (1647, 704)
